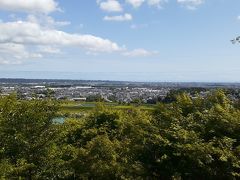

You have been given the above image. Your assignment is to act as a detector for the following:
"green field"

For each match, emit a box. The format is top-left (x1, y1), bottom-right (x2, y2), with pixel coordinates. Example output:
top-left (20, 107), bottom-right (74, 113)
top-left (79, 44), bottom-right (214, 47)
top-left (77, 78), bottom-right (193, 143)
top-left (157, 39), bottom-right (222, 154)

top-left (60, 101), bottom-right (155, 113)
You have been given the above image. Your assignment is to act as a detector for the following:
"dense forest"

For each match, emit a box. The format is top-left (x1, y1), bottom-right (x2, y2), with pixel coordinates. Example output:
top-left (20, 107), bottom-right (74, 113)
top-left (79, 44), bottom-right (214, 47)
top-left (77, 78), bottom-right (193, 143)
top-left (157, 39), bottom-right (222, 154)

top-left (0, 90), bottom-right (240, 179)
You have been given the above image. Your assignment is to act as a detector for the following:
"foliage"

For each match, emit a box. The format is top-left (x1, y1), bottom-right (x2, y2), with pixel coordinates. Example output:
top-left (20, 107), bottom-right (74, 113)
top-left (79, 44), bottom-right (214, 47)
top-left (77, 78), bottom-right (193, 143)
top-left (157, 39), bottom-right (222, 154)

top-left (0, 95), bottom-right (60, 179)
top-left (0, 90), bottom-right (240, 179)
top-left (86, 95), bottom-right (104, 102)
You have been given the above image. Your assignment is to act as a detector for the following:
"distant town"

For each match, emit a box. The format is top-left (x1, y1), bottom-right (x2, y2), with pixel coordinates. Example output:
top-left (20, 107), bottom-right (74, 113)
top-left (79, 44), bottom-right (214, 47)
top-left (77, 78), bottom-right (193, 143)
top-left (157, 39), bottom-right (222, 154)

top-left (1, 79), bottom-right (240, 104)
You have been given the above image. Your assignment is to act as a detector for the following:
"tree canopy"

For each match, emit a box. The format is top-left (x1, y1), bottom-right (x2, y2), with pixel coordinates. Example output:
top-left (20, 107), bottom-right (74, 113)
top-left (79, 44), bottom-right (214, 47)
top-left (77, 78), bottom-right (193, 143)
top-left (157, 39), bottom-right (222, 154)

top-left (0, 90), bottom-right (239, 179)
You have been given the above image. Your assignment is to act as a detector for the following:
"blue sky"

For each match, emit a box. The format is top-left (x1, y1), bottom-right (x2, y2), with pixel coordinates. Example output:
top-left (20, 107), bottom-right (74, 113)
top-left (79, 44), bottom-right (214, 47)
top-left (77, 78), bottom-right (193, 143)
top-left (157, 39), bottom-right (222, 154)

top-left (0, 0), bottom-right (240, 82)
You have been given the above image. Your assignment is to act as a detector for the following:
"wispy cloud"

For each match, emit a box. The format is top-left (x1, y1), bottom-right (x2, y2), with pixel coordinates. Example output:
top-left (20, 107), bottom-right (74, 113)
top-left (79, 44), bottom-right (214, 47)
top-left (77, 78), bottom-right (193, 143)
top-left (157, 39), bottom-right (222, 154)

top-left (130, 23), bottom-right (148, 29)
top-left (103, 13), bottom-right (133, 21)
top-left (0, 0), bottom-right (59, 14)
top-left (126, 0), bottom-right (167, 8)
top-left (0, 19), bottom-right (124, 64)
top-left (177, 0), bottom-right (204, 10)
top-left (97, 0), bottom-right (123, 12)
top-left (126, 0), bottom-right (145, 8)
top-left (0, 0), bottom-right (159, 64)
top-left (123, 49), bottom-right (158, 57)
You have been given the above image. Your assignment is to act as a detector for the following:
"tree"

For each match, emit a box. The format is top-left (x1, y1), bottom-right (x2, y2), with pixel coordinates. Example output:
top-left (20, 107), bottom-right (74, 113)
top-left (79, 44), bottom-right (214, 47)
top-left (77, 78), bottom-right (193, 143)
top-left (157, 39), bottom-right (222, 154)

top-left (0, 91), bottom-right (239, 179)
top-left (0, 95), bottom-right (61, 179)
top-left (151, 91), bottom-right (240, 179)
top-left (231, 36), bottom-right (240, 44)
top-left (60, 105), bottom-right (153, 179)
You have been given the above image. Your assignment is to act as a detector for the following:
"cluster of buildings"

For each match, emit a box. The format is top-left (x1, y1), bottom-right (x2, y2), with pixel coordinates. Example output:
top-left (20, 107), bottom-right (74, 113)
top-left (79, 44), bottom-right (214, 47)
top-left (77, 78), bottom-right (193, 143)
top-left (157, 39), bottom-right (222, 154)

top-left (0, 84), bottom-right (170, 103)
top-left (1, 80), bottom-right (240, 104)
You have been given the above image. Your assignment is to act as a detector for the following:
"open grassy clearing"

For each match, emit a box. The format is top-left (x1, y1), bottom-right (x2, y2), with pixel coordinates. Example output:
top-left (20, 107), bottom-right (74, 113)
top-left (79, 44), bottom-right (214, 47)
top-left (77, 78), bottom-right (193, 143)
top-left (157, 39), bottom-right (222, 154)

top-left (60, 101), bottom-right (155, 113)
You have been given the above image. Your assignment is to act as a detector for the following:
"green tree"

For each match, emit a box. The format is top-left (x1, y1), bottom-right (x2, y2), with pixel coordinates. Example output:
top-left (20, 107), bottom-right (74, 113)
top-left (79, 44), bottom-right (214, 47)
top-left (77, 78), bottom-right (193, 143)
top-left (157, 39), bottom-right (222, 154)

top-left (0, 95), bottom-right (61, 179)
top-left (60, 105), bottom-right (153, 179)
top-left (150, 90), bottom-right (240, 179)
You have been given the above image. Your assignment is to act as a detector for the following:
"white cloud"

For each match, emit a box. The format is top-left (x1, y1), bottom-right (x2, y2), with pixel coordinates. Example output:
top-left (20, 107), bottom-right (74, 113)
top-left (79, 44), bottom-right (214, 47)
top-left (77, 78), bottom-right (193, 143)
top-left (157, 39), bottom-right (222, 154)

top-left (0, 59), bottom-right (11, 65)
top-left (0, 19), bottom-right (158, 64)
top-left (147, 0), bottom-right (167, 8)
top-left (37, 46), bottom-right (61, 54)
top-left (126, 0), bottom-right (167, 8)
top-left (123, 48), bottom-right (158, 57)
top-left (0, 58), bottom-right (22, 65)
top-left (0, 43), bottom-right (42, 64)
top-left (0, 21), bottom-right (122, 53)
top-left (27, 14), bottom-right (71, 28)
top-left (0, 20), bottom-right (124, 64)
top-left (0, 43), bottom-right (41, 59)
top-left (126, 0), bottom-right (145, 8)
top-left (0, 0), bottom-right (59, 14)
top-left (130, 23), bottom-right (148, 29)
top-left (98, 0), bottom-right (123, 12)
top-left (237, 16), bottom-right (240, 20)
top-left (177, 0), bottom-right (204, 9)
top-left (103, 13), bottom-right (133, 21)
